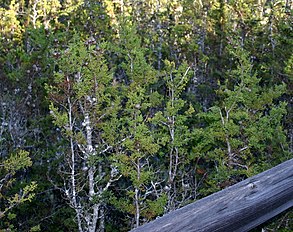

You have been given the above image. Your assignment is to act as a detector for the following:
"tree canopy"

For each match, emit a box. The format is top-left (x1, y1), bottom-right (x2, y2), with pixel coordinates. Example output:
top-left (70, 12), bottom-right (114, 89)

top-left (0, 0), bottom-right (292, 231)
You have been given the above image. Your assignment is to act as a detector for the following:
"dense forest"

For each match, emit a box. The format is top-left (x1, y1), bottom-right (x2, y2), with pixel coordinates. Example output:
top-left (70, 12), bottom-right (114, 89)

top-left (0, 0), bottom-right (292, 231)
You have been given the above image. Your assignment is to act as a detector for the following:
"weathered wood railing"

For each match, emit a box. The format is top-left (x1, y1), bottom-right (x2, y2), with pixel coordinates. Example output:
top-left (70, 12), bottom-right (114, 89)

top-left (131, 158), bottom-right (293, 232)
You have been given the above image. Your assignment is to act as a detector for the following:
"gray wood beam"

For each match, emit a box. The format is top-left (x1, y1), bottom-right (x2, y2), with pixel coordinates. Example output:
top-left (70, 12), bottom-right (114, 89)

top-left (131, 158), bottom-right (293, 232)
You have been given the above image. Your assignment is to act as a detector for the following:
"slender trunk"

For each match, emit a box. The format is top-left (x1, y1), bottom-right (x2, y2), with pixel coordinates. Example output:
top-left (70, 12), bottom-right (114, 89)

top-left (84, 112), bottom-right (95, 198)
top-left (219, 0), bottom-right (227, 57)
top-left (226, 135), bottom-right (233, 162)
top-left (88, 204), bottom-right (99, 232)
top-left (157, 20), bottom-right (163, 70)
top-left (199, 9), bottom-right (207, 54)
top-left (84, 112), bottom-right (101, 232)
top-left (289, 129), bottom-right (293, 154)
top-left (134, 187), bottom-right (140, 228)
top-left (88, 166), bottom-right (95, 199)
top-left (135, 159), bottom-right (141, 228)
top-left (166, 79), bottom-right (180, 211)
top-left (31, 0), bottom-right (39, 29)
top-left (70, 136), bottom-right (82, 232)
top-left (67, 83), bottom-right (83, 232)
top-left (168, 78), bottom-right (176, 184)
top-left (219, 108), bottom-right (233, 166)
top-left (99, 205), bottom-right (105, 232)
top-left (168, 146), bottom-right (174, 183)
top-left (120, 0), bottom-right (124, 13)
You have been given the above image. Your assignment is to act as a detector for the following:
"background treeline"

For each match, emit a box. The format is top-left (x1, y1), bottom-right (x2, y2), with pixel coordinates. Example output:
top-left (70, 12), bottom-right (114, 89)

top-left (0, 0), bottom-right (292, 231)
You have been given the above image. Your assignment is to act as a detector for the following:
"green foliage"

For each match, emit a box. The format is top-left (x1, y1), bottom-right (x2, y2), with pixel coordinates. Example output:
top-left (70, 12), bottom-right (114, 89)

top-left (3, 150), bottom-right (32, 173)
top-left (0, 150), bottom-right (37, 229)
top-left (150, 59), bottom-right (196, 211)
top-left (193, 42), bottom-right (289, 195)
top-left (0, 0), bottom-right (291, 231)
top-left (142, 194), bottom-right (167, 219)
top-left (108, 22), bottom-right (163, 226)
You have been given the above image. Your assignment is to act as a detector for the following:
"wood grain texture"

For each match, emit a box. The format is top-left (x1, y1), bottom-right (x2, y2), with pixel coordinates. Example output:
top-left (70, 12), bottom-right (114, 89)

top-left (131, 158), bottom-right (293, 232)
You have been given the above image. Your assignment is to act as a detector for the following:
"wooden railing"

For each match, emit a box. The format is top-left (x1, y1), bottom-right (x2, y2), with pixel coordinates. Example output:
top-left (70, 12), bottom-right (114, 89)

top-left (131, 158), bottom-right (293, 232)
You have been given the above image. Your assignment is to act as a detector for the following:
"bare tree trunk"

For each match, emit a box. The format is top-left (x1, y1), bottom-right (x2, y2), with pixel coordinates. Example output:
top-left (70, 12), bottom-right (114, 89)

top-left (84, 112), bottom-right (100, 232)
top-left (219, 108), bottom-right (233, 165)
top-left (99, 205), bottom-right (105, 232)
top-left (135, 187), bottom-right (140, 228)
top-left (165, 73), bottom-right (180, 212)
top-left (66, 84), bottom-right (83, 232)
top-left (135, 158), bottom-right (141, 228)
